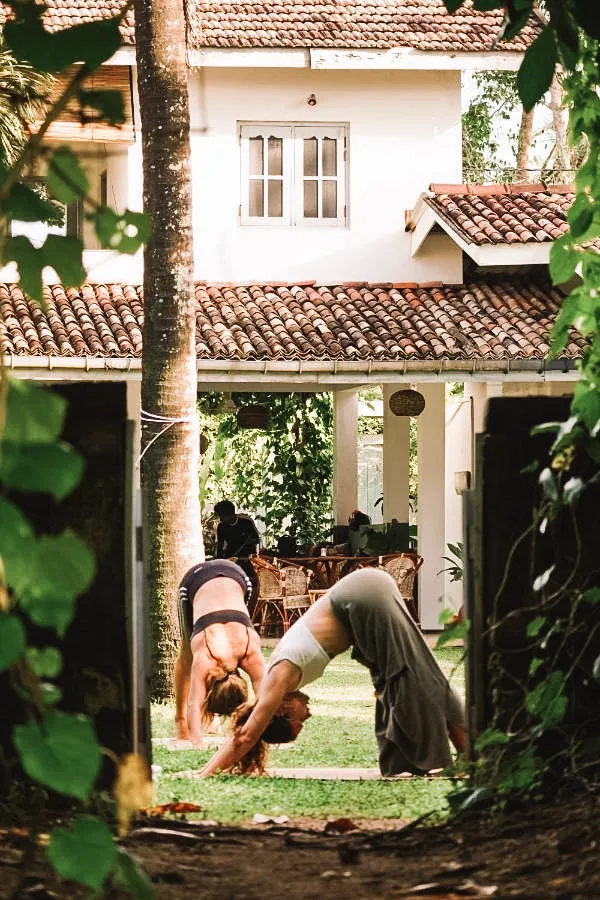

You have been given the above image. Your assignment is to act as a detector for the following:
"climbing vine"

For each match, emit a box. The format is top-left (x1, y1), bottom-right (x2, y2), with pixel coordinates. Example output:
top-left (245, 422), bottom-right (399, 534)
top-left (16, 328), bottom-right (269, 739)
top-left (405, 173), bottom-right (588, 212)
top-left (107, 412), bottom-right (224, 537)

top-left (198, 392), bottom-right (333, 546)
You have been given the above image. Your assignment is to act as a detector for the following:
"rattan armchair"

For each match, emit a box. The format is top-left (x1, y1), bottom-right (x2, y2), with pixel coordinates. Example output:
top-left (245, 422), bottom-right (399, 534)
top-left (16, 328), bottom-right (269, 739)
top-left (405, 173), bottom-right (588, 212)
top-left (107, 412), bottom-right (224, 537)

top-left (250, 557), bottom-right (287, 636)
top-left (250, 558), bottom-right (311, 635)
top-left (281, 566), bottom-right (311, 627)
top-left (380, 553), bottom-right (423, 622)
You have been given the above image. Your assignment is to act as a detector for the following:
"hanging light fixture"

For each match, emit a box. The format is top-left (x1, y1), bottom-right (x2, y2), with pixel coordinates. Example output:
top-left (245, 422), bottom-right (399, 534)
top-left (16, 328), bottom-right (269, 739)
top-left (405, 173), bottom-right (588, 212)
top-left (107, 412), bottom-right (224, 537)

top-left (213, 391), bottom-right (239, 415)
top-left (237, 404), bottom-right (270, 430)
top-left (388, 388), bottom-right (426, 417)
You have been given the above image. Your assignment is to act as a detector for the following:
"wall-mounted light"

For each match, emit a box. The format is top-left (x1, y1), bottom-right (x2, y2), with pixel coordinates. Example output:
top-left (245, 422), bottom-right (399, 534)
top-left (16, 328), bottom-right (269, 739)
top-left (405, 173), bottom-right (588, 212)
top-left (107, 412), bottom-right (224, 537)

top-left (454, 471), bottom-right (472, 495)
top-left (307, 93), bottom-right (317, 107)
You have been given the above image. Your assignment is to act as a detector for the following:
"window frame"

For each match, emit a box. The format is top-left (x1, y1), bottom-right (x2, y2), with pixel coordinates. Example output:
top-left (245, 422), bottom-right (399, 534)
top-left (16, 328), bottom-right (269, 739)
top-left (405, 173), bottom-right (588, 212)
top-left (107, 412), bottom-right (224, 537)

top-left (239, 122), bottom-right (348, 228)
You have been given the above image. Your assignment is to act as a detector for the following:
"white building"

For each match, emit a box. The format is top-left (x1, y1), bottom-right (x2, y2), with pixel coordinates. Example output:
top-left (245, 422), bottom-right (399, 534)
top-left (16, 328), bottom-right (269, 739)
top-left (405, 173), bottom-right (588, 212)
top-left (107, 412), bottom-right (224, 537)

top-left (1, 1), bottom-right (578, 629)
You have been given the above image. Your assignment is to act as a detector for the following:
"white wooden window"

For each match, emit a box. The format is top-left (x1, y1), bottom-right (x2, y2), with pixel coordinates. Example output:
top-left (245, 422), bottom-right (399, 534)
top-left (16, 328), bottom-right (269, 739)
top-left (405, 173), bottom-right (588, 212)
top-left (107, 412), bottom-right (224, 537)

top-left (240, 123), bottom-right (347, 226)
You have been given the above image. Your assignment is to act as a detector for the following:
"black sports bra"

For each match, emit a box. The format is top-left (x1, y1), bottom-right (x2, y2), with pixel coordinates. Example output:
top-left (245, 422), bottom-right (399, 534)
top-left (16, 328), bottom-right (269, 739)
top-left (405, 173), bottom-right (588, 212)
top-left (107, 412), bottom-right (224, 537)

top-left (192, 609), bottom-right (253, 638)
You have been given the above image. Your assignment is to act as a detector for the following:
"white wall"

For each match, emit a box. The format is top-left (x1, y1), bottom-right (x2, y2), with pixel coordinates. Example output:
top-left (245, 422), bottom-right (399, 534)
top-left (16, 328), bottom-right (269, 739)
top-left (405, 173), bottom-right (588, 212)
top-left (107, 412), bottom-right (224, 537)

top-left (187, 67), bottom-right (463, 284)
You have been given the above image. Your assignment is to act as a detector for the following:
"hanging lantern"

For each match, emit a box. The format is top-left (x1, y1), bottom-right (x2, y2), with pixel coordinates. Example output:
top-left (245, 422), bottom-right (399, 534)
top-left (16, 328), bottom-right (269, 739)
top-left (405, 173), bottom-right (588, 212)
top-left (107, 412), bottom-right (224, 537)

top-left (199, 432), bottom-right (210, 455)
top-left (236, 404), bottom-right (270, 430)
top-left (388, 389), bottom-right (426, 417)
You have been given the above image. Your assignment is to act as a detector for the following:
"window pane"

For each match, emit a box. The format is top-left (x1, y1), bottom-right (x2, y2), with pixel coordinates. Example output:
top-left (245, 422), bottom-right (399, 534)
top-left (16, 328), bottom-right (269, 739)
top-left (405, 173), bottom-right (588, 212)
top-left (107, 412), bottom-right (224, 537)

top-left (268, 180), bottom-right (283, 217)
top-left (303, 138), bottom-right (318, 176)
top-left (322, 181), bottom-right (337, 218)
top-left (249, 137), bottom-right (264, 176)
top-left (322, 138), bottom-right (337, 176)
top-left (249, 179), bottom-right (264, 216)
top-left (268, 137), bottom-right (282, 176)
top-left (303, 180), bottom-right (318, 218)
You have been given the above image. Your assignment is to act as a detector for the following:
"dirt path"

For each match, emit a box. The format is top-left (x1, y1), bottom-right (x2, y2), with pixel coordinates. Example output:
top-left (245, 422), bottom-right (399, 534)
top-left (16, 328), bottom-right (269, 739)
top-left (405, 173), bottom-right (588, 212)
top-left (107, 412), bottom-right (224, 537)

top-left (3, 788), bottom-right (600, 899)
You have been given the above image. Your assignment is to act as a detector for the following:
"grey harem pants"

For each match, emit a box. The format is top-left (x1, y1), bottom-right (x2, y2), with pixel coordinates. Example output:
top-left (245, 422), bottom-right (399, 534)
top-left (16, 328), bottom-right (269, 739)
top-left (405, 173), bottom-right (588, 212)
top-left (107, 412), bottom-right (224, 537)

top-left (329, 568), bottom-right (466, 775)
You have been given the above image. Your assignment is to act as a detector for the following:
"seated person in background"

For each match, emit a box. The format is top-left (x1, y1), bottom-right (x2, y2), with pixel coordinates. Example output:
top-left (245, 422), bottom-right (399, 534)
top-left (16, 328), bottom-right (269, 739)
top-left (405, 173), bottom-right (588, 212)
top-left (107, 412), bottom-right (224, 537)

top-left (215, 500), bottom-right (260, 559)
top-left (199, 567), bottom-right (466, 776)
top-left (214, 500), bottom-right (260, 611)
top-left (347, 509), bottom-right (371, 555)
top-left (333, 509), bottom-right (372, 556)
top-left (175, 559), bottom-right (265, 744)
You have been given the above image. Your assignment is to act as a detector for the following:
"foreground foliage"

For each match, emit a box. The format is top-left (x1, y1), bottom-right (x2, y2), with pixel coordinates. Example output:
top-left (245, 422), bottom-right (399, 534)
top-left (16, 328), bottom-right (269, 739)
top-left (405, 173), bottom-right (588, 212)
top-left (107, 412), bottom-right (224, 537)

top-left (0, 0), bottom-right (151, 895)
top-left (448, 0), bottom-right (600, 806)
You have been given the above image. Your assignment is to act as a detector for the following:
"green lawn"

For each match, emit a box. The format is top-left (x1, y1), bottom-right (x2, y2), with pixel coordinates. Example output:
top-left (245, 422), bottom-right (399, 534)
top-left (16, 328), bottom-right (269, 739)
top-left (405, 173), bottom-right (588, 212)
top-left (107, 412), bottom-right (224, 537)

top-left (151, 645), bottom-right (465, 823)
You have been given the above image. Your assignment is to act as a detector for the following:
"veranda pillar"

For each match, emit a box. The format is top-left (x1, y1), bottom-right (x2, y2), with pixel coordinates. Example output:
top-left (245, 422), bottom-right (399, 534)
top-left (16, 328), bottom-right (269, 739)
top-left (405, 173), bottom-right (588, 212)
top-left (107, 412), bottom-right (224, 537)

top-left (382, 385), bottom-right (410, 521)
top-left (333, 390), bottom-right (359, 524)
top-left (416, 383), bottom-right (446, 630)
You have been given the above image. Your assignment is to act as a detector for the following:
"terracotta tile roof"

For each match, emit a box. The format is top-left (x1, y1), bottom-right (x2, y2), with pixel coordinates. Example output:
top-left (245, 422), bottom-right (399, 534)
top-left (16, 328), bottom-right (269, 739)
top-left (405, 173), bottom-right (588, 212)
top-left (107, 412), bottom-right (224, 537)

top-left (0, 277), bottom-right (581, 362)
top-left (0, 1), bottom-right (540, 52)
top-left (425, 184), bottom-right (575, 246)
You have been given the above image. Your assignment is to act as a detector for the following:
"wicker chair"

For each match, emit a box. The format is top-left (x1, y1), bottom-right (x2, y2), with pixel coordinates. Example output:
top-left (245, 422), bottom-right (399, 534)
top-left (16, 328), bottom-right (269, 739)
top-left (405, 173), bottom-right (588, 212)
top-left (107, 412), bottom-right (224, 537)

top-left (250, 558), bottom-right (288, 637)
top-left (281, 566), bottom-right (311, 629)
top-left (381, 554), bottom-right (423, 623)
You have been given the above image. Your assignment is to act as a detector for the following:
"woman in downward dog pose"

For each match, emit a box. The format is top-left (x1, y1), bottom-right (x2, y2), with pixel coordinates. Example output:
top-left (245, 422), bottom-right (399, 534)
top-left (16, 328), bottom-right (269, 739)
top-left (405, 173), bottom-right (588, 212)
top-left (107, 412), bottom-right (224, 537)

top-left (200, 567), bottom-right (467, 775)
top-left (174, 559), bottom-right (265, 745)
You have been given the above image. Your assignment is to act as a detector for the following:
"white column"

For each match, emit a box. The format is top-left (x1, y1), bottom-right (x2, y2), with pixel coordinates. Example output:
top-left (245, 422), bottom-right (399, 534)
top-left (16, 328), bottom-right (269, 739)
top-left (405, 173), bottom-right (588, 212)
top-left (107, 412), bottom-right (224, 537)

top-left (333, 390), bottom-right (359, 524)
top-left (416, 382), bottom-right (446, 630)
top-left (382, 385), bottom-right (410, 522)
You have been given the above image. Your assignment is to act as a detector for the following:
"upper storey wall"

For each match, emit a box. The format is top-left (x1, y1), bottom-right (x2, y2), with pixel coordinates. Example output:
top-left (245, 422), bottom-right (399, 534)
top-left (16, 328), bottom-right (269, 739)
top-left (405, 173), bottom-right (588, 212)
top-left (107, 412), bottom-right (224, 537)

top-left (182, 66), bottom-right (462, 283)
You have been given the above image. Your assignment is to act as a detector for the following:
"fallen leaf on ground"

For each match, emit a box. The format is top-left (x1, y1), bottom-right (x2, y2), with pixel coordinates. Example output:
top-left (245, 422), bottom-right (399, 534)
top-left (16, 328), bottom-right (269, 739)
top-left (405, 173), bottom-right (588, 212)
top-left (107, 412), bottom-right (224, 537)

top-left (251, 814), bottom-right (290, 825)
top-left (142, 802), bottom-right (203, 816)
top-left (324, 817), bottom-right (359, 833)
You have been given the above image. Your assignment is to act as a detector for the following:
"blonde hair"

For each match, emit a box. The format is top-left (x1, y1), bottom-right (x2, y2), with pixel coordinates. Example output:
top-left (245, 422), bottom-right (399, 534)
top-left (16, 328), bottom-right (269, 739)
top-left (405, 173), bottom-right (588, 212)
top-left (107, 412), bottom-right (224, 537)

top-left (229, 702), bottom-right (270, 775)
top-left (201, 667), bottom-right (248, 725)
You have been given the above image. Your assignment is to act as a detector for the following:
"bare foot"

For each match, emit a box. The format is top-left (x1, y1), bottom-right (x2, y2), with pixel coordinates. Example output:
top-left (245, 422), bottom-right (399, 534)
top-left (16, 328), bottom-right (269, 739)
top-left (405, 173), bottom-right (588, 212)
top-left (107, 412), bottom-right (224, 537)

top-left (175, 718), bottom-right (190, 741)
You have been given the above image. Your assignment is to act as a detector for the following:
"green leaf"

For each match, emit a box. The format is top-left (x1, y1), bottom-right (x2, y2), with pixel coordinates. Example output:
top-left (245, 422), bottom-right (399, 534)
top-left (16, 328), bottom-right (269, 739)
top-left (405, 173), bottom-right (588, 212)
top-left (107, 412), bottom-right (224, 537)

top-left (113, 848), bottom-right (155, 900)
top-left (48, 815), bottom-right (117, 891)
top-left (19, 531), bottom-right (96, 635)
top-left (443, 0), bottom-right (466, 11)
top-left (0, 613), bottom-right (26, 671)
top-left (435, 618), bottom-right (469, 649)
top-left (573, 380), bottom-right (600, 432)
top-left (43, 234), bottom-right (86, 287)
top-left (527, 616), bottom-right (546, 637)
top-left (581, 587), bottom-right (600, 605)
top-left (40, 683), bottom-right (63, 706)
top-left (529, 657), bottom-right (544, 677)
top-left (474, 729), bottom-right (510, 751)
top-left (3, 234), bottom-right (85, 302)
top-left (517, 26), bottom-right (557, 111)
top-left (4, 17), bottom-right (123, 73)
top-left (79, 89), bottom-right (125, 126)
top-left (13, 710), bottom-right (101, 800)
top-left (0, 497), bottom-right (35, 581)
top-left (526, 671), bottom-right (568, 727)
top-left (0, 441), bottom-right (84, 500)
top-left (4, 379), bottom-right (66, 445)
top-left (568, 193), bottom-right (595, 239)
top-left (93, 207), bottom-right (151, 254)
top-left (47, 147), bottom-right (90, 204)
top-left (549, 235), bottom-right (579, 284)
top-left (27, 646), bottom-right (63, 678)
top-left (6, 182), bottom-right (62, 224)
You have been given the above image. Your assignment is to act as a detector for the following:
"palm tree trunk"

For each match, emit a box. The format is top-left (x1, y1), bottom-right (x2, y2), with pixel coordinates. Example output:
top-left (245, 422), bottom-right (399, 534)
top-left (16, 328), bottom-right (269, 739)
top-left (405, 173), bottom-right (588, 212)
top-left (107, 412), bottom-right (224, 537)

top-left (516, 106), bottom-right (534, 182)
top-left (133, 0), bottom-right (203, 701)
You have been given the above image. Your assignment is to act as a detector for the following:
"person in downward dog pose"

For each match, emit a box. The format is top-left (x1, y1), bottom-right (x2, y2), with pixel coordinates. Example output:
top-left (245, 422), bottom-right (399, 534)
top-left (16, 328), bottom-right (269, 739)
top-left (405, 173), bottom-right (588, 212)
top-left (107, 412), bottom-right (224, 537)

top-left (174, 559), bottom-right (265, 744)
top-left (200, 567), bottom-right (466, 776)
